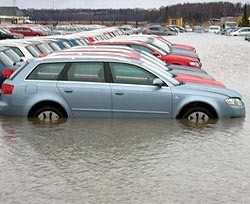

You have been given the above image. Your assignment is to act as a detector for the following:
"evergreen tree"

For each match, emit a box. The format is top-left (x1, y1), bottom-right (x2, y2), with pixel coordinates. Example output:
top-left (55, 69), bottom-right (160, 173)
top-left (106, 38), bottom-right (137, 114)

top-left (241, 4), bottom-right (249, 26)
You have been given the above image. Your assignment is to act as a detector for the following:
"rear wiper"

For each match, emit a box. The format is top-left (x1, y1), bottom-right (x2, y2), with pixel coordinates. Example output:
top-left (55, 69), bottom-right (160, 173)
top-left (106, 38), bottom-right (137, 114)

top-left (171, 73), bottom-right (177, 78)
top-left (178, 81), bottom-right (185, 85)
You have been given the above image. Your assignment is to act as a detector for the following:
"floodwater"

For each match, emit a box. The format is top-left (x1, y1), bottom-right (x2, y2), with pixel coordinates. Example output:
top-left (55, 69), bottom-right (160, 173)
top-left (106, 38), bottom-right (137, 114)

top-left (0, 33), bottom-right (250, 203)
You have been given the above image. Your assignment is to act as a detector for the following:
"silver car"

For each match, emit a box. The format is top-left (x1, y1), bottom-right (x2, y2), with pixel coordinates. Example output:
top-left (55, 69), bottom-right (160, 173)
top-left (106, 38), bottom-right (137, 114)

top-left (0, 54), bottom-right (245, 123)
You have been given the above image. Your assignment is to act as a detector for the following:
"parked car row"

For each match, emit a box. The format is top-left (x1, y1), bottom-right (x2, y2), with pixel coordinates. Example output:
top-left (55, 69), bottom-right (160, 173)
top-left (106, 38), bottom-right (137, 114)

top-left (0, 26), bottom-right (245, 123)
top-left (0, 28), bottom-right (24, 39)
top-left (227, 27), bottom-right (250, 36)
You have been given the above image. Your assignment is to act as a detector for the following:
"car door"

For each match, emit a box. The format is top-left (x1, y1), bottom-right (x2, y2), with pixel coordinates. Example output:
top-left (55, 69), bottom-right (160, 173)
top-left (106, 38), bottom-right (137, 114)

top-left (57, 62), bottom-right (112, 118)
top-left (148, 26), bottom-right (160, 35)
top-left (239, 28), bottom-right (250, 36)
top-left (109, 62), bottom-right (172, 118)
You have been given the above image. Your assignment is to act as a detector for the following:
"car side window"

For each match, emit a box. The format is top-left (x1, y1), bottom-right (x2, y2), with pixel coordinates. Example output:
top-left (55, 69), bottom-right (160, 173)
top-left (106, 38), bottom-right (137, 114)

top-left (9, 46), bottom-right (25, 57)
top-left (149, 27), bottom-right (159, 31)
top-left (109, 63), bottom-right (156, 86)
top-left (66, 62), bottom-right (105, 83)
top-left (27, 63), bottom-right (66, 80)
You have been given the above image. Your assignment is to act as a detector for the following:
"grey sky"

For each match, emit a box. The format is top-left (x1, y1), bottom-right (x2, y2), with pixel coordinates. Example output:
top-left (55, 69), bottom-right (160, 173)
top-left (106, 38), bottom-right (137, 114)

top-left (0, 0), bottom-right (249, 9)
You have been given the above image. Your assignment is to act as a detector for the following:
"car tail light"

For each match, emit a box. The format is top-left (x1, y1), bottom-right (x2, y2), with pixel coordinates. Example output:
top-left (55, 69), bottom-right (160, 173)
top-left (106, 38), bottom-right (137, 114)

top-left (2, 69), bottom-right (14, 79)
top-left (1, 84), bottom-right (14, 94)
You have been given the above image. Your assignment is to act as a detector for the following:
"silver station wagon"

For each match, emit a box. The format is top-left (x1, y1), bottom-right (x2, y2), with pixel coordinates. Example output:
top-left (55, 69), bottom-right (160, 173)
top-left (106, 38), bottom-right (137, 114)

top-left (0, 54), bottom-right (245, 123)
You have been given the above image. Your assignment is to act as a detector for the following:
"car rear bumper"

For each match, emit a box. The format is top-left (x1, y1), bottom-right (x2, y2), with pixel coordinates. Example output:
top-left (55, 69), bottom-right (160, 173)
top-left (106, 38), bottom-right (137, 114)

top-left (0, 100), bottom-right (26, 117)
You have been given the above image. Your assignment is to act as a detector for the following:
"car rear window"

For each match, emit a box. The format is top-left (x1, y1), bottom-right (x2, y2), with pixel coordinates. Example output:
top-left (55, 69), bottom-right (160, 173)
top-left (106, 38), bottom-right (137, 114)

top-left (9, 61), bottom-right (29, 80)
top-left (0, 52), bottom-right (14, 67)
top-left (4, 49), bottom-right (21, 62)
top-left (9, 46), bottom-right (25, 57)
top-left (27, 63), bottom-right (66, 80)
top-left (26, 45), bottom-right (40, 57)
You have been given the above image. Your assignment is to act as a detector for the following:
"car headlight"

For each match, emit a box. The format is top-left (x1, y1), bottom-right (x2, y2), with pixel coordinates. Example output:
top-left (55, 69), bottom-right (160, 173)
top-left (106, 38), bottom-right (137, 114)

top-left (225, 98), bottom-right (244, 106)
top-left (189, 61), bottom-right (200, 67)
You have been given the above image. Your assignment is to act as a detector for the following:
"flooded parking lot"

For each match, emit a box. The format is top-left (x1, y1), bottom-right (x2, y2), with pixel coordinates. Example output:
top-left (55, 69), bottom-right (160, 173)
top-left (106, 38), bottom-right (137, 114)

top-left (0, 33), bottom-right (250, 203)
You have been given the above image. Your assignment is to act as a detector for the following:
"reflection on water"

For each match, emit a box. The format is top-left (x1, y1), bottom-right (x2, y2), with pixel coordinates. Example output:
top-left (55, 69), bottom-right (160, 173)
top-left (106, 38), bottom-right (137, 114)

top-left (0, 117), bottom-right (249, 203)
top-left (0, 34), bottom-right (250, 203)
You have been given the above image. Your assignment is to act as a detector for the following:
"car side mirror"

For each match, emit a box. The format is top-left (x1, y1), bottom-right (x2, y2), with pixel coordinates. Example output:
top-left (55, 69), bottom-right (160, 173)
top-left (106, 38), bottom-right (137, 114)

top-left (153, 78), bottom-right (164, 87)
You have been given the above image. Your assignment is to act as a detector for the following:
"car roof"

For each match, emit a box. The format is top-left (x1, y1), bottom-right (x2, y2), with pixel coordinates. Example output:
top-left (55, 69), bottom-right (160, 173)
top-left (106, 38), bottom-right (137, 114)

top-left (0, 40), bottom-right (32, 46)
top-left (48, 50), bottom-right (141, 60)
top-left (32, 54), bottom-right (142, 67)
top-left (94, 39), bottom-right (148, 45)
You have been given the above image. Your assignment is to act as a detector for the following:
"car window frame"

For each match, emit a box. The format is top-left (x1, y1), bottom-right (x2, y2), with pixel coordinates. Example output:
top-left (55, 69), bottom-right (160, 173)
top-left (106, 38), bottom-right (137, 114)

top-left (26, 62), bottom-right (67, 81)
top-left (107, 62), bottom-right (164, 87)
top-left (60, 61), bottom-right (108, 83)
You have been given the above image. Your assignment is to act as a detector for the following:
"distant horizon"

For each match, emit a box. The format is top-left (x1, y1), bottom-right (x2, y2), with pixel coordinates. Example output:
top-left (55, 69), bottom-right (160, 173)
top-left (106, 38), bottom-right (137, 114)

top-left (0, 0), bottom-right (249, 10)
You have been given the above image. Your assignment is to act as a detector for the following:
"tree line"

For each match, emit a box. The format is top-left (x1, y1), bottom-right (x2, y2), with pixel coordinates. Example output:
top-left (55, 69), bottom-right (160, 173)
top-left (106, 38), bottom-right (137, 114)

top-left (22, 2), bottom-right (249, 25)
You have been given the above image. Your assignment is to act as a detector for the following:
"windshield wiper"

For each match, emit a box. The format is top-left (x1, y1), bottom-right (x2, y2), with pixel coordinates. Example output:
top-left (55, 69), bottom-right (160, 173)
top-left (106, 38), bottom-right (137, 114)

top-left (178, 81), bottom-right (185, 85)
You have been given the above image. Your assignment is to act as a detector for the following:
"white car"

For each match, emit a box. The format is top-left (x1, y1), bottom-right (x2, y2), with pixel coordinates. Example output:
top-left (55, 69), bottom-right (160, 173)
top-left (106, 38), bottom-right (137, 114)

top-left (229, 27), bottom-right (250, 36)
top-left (209, 26), bottom-right (221, 34)
top-left (0, 41), bottom-right (42, 60)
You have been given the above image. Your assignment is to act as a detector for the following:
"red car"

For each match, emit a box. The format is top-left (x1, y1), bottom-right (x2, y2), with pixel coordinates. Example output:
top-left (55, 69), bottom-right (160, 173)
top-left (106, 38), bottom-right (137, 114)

top-left (93, 40), bottom-right (202, 68)
top-left (135, 34), bottom-right (197, 53)
top-left (9, 26), bottom-right (46, 37)
top-left (157, 36), bottom-right (196, 53)
top-left (48, 50), bottom-right (224, 87)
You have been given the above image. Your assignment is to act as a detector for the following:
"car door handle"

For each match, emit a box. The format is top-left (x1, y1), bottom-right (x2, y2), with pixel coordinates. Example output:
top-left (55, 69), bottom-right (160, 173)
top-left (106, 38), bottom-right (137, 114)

top-left (115, 92), bottom-right (124, 96)
top-left (64, 90), bottom-right (73, 93)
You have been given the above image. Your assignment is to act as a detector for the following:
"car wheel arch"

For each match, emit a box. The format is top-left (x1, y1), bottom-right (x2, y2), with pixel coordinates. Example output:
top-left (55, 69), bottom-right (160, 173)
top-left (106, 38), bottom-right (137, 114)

top-left (176, 101), bottom-right (218, 119)
top-left (28, 100), bottom-right (68, 118)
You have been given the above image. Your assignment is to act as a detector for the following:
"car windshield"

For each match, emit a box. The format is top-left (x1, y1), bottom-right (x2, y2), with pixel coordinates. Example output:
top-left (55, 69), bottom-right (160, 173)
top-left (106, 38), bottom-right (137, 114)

top-left (141, 60), bottom-right (179, 86)
top-left (225, 22), bottom-right (237, 27)
top-left (148, 38), bottom-right (170, 54)
top-left (140, 56), bottom-right (172, 77)
top-left (138, 51), bottom-right (168, 71)
top-left (231, 28), bottom-right (240, 32)
top-left (0, 52), bottom-right (15, 67)
top-left (147, 39), bottom-right (170, 55)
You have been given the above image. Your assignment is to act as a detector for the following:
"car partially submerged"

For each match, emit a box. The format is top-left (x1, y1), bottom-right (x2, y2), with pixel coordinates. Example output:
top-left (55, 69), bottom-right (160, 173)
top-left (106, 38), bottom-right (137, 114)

top-left (93, 40), bottom-right (202, 68)
top-left (0, 54), bottom-right (245, 123)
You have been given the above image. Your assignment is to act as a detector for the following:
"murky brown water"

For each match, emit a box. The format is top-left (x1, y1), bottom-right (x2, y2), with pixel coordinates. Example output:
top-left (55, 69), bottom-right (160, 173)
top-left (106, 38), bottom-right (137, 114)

top-left (0, 33), bottom-right (249, 203)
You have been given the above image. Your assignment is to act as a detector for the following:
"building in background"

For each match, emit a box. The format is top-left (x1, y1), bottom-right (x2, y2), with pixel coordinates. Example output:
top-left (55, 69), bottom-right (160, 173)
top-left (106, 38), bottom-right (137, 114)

top-left (0, 7), bottom-right (28, 24)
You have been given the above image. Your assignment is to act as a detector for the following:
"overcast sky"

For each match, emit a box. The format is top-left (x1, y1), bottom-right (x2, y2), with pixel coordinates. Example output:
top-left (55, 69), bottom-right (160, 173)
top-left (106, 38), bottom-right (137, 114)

top-left (0, 0), bottom-right (249, 9)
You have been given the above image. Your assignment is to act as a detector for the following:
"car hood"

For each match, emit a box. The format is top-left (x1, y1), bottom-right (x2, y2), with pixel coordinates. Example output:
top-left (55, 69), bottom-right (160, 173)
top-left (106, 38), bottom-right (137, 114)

top-left (175, 74), bottom-right (224, 87)
top-left (170, 69), bottom-right (214, 80)
top-left (167, 64), bottom-right (208, 74)
top-left (173, 43), bottom-right (195, 51)
top-left (170, 47), bottom-right (199, 59)
top-left (176, 82), bottom-right (242, 98)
